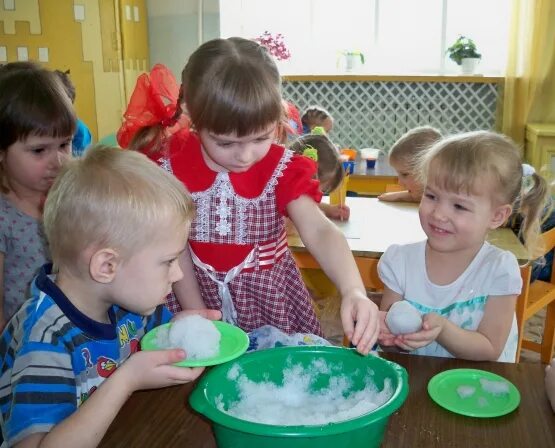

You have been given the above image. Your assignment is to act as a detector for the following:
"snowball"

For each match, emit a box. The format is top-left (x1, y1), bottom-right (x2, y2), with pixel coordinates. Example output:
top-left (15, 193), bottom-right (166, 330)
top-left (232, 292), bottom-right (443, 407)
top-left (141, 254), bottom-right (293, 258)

top-left (156, 315), bottom-right (220, 360)
top-left (456, 385), bottom-right (476, 399)
top-left (386, 301), bottom-right (423, 334)
top-left (217, 358), bottom-right (394, 425)
top-left (480, 378), bottom-right (510, 395)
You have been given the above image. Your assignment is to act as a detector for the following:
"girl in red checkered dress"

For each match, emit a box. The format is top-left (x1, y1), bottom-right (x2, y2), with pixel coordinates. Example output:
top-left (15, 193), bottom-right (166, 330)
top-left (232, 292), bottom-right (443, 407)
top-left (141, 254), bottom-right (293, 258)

top-left (119, 39), bottom-right (379, 354)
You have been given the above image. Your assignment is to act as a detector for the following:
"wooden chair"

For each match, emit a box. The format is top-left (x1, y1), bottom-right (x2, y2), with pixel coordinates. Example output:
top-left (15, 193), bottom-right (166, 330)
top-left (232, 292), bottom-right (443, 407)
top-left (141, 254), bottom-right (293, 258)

top-left (291, 251), bottom-right (384, 347)
top-left (516, 227), bottom-right (555, 363)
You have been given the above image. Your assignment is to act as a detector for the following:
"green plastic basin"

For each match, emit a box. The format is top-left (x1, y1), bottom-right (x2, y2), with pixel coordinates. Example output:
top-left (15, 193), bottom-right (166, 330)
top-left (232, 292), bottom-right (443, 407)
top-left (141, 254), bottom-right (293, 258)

top-left (189, 346), bottom-right (408, 448)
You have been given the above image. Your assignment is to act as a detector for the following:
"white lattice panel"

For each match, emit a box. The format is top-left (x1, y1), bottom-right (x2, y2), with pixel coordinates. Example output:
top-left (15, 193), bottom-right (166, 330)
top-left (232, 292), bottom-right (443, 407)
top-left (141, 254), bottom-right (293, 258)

top-left (282, 80), bottom-right (500, 150)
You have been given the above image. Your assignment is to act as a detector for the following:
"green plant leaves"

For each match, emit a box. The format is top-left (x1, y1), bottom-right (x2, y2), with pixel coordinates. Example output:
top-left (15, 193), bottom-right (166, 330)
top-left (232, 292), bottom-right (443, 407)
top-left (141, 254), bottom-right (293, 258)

top-left (446, 35), bottom-right (481, 65)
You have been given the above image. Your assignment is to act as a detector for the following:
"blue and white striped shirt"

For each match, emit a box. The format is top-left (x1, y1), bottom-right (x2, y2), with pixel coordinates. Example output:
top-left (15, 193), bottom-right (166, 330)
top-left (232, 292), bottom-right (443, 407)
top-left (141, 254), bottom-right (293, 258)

top-left (0, 264), bottom-right (171, 445)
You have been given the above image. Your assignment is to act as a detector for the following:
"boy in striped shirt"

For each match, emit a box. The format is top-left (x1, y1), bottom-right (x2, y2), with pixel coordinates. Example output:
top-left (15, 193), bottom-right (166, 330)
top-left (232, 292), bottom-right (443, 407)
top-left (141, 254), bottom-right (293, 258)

top-left (0, 146), bottom-right (218, 447)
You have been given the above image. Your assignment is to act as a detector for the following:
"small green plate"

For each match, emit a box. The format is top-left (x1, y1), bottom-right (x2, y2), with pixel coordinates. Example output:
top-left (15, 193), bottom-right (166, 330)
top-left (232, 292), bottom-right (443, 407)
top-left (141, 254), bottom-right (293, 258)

top-left (427, 368), bottom-right (520, 418)
top-left (141, 321), bottom-right (249, 367)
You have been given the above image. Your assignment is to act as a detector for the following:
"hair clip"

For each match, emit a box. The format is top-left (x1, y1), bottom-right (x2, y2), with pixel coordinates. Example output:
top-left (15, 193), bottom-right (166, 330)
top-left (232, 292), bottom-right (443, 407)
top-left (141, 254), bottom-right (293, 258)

top-left (311, 126), bottom-right (326, 135)
top-left (302, 145), bottom-right (318, 162)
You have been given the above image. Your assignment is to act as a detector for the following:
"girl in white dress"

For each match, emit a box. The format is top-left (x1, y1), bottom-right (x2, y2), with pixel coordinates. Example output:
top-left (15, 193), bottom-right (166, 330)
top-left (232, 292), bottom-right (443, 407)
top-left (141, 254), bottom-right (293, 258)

top-left (378, 131), bottom-right (548, 362)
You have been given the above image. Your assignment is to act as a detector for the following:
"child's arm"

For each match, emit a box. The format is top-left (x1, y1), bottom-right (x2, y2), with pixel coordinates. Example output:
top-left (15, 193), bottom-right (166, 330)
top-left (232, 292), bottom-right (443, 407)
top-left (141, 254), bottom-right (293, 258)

top-left (172, 249), bottom-right (206, 310)
top-left (397, 294), bottom-right (517, 361)
top-left (288, 195), bottom-right (378, 354)
top-left (15, 349), bottom-right (202, 448)
top-left (379, 286), bottom-right (403, 311)
top-left (377, 191), bottom-right (418, 203)
top-left (545, 359), bottom-right (555, 413)
top-left (319, 203), bottom-right (350, 221)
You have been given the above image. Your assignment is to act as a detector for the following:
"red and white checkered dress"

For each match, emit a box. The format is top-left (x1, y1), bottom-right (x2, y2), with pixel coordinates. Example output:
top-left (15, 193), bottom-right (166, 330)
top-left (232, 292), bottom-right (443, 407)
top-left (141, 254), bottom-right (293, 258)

top-left (165, 131), bottom-right (323, 335)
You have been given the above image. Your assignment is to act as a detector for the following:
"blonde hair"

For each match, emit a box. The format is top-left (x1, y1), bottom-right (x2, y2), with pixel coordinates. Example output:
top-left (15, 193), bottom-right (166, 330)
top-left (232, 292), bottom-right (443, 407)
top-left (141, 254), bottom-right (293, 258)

top-left (389, 126), bottom-right (442, 172)
top-left (420, 131), bottom-right (549, 255)
top-left (289, 134), bottom-right (343, 194)
top-left (43, 145), bottom-right (195, 270)
top-left (181, 37), bottom-right (283, 137)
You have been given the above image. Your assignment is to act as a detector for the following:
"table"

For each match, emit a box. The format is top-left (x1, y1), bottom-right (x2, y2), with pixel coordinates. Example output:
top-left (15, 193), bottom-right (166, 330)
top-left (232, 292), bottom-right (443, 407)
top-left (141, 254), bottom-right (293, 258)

top-left (99, 353), bottom-right (555, 447)
top-left (288, 197), bottom-right (529, 289)
top-left (347, 157), bottom-right (399, 196)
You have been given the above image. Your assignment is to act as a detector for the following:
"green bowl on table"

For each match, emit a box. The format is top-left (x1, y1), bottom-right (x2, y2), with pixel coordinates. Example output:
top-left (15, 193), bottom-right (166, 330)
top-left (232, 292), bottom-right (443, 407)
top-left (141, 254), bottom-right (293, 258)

top-left (189, 346), bottom-right (408, 448)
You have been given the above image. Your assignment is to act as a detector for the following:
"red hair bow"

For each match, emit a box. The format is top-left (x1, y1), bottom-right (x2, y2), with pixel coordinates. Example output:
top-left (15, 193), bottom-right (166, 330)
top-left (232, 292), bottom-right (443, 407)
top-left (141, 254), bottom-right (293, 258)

top-left (117, 64), bottom-right (186, 149)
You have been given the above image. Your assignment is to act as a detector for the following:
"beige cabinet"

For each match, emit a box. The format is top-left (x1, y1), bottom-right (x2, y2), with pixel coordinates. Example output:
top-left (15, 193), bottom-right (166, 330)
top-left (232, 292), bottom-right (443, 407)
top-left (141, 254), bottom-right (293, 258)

top-left (525, 123), bottom-right (555, 173)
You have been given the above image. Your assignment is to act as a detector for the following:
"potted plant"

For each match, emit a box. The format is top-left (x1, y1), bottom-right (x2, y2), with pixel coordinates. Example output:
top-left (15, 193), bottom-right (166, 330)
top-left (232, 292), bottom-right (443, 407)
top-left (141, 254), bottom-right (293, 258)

top-left (446, 36), bottom-right (481, 75)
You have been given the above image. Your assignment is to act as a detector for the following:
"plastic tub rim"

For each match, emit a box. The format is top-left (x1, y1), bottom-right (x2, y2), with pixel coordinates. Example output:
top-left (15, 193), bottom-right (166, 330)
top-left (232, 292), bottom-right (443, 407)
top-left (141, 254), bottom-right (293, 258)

top-left (189, 346), bottom-right (409, 438)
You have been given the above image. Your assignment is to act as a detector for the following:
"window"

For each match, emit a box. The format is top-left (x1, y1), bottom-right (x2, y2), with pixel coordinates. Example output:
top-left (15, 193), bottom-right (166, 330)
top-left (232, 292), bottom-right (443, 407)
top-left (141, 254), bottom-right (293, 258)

top-left (219, 0), bottom-right (511, 75)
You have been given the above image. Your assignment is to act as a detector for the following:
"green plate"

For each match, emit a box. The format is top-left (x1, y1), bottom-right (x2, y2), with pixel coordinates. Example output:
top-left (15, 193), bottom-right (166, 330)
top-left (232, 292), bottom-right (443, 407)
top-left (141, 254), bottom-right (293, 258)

top-left (141, 321), bottom-right (249, 367)
top-left (427, 368), bottom-right (520, 418)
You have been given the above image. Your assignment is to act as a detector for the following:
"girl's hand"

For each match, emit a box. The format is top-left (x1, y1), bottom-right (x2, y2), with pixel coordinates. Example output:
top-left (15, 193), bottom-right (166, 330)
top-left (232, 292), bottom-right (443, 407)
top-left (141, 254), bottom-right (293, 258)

top-left (172, 308), bottom-right (222, 322)
top-left (377, 311), bottom-right (398, 346)
top-left (326, 204), bottom-right (350, 221)
top-left (341, 291), bottom-right (379, 355)
top-left (394, 312), bottom-right (444, 350)
top-left (119, 349), bottom-right (205, 394)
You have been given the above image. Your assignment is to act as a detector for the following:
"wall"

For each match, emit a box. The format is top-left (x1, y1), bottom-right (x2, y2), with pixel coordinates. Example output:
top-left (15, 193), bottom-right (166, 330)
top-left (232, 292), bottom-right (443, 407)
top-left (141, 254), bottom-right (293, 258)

top-left (0, 0), bottom-right (149, 141)
top-left (147, 0), bottom-right (219, 79)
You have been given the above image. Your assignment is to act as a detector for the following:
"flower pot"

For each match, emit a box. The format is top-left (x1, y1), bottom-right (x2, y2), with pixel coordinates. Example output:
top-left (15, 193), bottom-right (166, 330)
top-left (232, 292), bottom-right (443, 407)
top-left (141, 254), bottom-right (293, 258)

top-left (461, 58), bottom-right (480, 75)
top-left (338, 51), bottom-right (365, 72)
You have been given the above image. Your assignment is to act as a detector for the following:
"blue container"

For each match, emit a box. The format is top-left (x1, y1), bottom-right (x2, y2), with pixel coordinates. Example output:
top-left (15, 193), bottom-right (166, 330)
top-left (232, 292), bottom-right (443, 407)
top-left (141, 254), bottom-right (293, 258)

top-left (342, 161), bottom-right (355, 174)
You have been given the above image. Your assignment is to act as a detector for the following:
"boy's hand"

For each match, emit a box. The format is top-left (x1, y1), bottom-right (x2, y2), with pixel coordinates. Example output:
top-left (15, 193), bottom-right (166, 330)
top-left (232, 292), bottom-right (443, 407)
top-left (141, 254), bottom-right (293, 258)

top-left (120, 349), bottom-right (205, 394)
top-left (393, 312), bottom-right (443, 351)
top-left (172, 308), bottom-right (222, 322)
top-left (340, 291), bottom-right (379, 355)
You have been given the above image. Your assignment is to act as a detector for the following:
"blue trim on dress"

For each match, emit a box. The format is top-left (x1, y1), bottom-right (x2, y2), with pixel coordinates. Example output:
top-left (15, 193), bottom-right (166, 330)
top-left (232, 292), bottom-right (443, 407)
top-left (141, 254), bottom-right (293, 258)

top-left (405, 296), bottom-right (487, 316)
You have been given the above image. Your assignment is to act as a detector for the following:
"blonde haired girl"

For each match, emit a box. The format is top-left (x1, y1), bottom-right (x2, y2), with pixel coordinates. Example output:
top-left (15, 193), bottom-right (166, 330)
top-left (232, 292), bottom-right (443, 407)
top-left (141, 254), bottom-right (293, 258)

top-left (378, 131), bottom-right (547, 362)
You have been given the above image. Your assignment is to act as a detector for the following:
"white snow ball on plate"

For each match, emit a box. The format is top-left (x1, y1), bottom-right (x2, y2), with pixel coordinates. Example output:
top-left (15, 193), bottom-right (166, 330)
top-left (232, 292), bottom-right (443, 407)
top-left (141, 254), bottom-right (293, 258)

top-left (167, 315), bottom-right (221, 360)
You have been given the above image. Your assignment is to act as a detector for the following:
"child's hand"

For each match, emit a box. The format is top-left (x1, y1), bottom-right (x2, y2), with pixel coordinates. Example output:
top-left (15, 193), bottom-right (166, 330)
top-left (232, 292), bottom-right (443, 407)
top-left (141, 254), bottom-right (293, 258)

top-left (377, 311), bottom-right (397, 346)
top-left (394, 312), bottom-right (444, 351)
top-left (340, 291), bottom-right (379, 355)
top-left (172, 308), bottom-right (222, 322)
top-left (326, 204), bottom-right (350, 221)
top-left (119, 349), bottom-right (205, 393)
top-left (377, 311), bottom-right (399, 346)
top-left (545, 358), bottom-right (555, 412)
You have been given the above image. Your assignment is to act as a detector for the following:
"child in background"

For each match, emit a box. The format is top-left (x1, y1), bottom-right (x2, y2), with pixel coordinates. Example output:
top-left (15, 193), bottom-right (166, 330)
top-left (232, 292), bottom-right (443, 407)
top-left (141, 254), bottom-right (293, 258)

top-left (0, 62), bottom-right (76, 328)
top-left (507, 163), bottom-right (555, 282)
top-left (378, 131), bottom-right (548, 362)
top-left (0, 146), bottom-right (220, 447)
top-left (122, 37), bottom-right (379, 354)
top-left (289, 133), bottom-right (350, 220)
top-left (301, 105), bottom-right (334, 135)
top-left (54, 69), bottom-right (93, 157)
top-left (378, 126), bottom-right (442, 203)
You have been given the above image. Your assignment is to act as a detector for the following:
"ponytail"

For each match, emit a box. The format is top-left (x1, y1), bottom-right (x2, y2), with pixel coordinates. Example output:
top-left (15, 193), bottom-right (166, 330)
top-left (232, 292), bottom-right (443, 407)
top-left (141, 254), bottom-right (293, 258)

top-left (515, 172), bottom-right (551, 257)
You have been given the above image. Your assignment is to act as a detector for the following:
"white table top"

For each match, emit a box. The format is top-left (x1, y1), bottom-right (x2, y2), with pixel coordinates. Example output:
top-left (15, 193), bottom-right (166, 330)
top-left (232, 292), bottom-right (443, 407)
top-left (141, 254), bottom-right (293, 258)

top-left (288, 197), bottom-right (529, 263)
